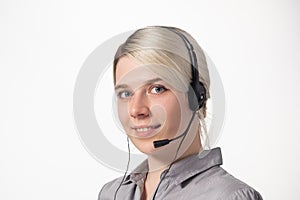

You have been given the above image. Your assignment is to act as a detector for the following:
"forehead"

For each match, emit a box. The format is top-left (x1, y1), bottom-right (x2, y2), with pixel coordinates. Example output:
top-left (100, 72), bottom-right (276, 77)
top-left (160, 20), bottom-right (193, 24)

top-left (115, 55), bottom-right (188, 93)
top-left (116, 56), bottom-right (143, 81)
top-left (115, 56), bottom-right (162, 86)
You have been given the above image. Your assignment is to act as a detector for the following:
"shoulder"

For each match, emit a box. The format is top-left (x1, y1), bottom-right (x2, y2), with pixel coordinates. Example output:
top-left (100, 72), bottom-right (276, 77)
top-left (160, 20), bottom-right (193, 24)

top-left (226, 187), bottom-right (263, 200)
top-left (193, 166), bottom-right (263, 199)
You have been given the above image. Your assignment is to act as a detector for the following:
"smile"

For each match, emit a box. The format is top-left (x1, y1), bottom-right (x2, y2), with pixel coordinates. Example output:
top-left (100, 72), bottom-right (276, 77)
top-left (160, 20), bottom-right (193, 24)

top-left (132, 124), bottom-right (161, 137)
top-left (136, 127), bottom-right (152, 132)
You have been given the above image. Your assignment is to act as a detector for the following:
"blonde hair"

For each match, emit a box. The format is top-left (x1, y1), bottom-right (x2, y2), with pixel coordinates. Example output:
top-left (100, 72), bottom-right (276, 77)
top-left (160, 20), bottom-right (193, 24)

top-left (113, 26), bottom-right (211, 149)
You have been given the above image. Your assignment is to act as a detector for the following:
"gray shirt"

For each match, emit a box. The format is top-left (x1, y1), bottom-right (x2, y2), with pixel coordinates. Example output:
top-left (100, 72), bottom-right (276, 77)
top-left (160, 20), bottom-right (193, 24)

top-left (98, 147), bottom-right (263, 200)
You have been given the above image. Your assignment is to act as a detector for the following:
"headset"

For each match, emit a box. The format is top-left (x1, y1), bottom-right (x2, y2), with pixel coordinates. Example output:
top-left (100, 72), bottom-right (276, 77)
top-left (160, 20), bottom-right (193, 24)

top-left (113, 26), bottom-right (207, 200)
top-left (153, 27), bottom-right (207, 148)
top-left (168, 27), bottom-right (207, 111)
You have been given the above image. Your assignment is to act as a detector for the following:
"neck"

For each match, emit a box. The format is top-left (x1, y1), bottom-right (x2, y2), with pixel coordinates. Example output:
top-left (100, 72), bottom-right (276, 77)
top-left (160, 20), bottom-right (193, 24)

top-left (147, 127), bottom-right (202, 173)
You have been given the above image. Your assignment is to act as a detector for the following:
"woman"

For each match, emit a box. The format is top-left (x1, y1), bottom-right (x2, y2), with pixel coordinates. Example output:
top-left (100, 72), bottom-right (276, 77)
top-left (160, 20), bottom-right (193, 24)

top-left (98, 26), bottom-right (262, 200)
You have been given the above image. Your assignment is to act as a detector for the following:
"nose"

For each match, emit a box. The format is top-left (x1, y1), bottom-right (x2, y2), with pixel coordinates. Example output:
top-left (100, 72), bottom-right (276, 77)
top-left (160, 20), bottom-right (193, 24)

top-left (129, 91), bottom-right (150, 119)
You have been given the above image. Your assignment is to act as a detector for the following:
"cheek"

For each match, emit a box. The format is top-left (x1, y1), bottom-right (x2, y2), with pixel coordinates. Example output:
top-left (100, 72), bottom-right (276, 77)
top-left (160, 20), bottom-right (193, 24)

top-left (166, 101), bottom-right (181, 128)
top-left (117, 101), bottom-right (129, 127)
top-left (156, 95), bottom-right (182, 127)
top-left (164, 93), bottom-right (190, 131)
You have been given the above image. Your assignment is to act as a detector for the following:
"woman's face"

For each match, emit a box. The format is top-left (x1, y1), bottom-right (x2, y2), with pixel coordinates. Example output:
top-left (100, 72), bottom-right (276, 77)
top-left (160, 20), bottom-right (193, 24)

top-left (115, 56), bottom-right (193, 154)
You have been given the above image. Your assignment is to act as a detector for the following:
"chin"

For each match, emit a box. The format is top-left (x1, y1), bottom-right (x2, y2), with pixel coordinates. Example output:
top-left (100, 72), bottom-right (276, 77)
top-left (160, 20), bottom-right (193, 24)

top-left (138, 144), bottom-right (157, 155)
top-left (130, 138), bottom-right (156, 154)
top-left (140, 148), bottom-right (156, 155)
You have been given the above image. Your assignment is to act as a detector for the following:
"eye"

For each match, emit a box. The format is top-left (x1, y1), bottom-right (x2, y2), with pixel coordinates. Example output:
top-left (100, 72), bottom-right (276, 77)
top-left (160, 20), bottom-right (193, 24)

top-left (117, 90), bottom-right (132, 99)
top-left (150, 85), bottom-right (167, 94)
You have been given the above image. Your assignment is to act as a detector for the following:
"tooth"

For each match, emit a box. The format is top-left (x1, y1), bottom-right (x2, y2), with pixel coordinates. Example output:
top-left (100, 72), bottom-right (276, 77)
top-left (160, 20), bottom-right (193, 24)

top-left (137, 127), bottom-right (151, 132)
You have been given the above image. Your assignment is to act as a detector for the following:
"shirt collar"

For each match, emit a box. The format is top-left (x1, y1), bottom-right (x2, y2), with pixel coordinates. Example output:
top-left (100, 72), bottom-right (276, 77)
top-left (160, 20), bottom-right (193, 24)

top-left (122, 147), bottom-right (223, 185)
top-left (122, 159), bottom-right (148, 185)
top-left (170, 147), bottom-right (223, 185)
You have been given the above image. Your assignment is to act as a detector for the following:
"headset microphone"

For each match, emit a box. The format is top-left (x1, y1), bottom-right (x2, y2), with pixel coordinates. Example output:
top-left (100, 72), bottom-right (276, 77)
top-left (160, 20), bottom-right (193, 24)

top-left (153, 110), bottom-right (197, 148)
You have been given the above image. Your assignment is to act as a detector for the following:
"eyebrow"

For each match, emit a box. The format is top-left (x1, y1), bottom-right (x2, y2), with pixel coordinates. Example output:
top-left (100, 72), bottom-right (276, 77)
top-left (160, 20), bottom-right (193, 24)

top-left (114, 78), bottom-right (163, 90)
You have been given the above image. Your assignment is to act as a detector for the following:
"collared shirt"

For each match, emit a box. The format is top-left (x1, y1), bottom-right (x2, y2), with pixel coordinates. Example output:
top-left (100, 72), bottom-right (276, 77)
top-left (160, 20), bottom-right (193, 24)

top-left (98, 147), bottom-right (263, 200)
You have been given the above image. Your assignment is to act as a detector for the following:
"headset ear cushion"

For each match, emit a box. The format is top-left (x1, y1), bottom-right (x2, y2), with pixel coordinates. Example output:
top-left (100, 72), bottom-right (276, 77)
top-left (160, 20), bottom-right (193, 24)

top-left (188, 85), bottom-right (199, 111)
top-left (188, 82), bottom-right (207, 111)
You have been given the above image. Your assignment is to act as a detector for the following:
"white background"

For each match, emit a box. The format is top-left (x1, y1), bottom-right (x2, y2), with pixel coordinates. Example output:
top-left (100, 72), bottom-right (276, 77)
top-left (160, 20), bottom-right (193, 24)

top-left (1, 0), bottom-right (300, 199)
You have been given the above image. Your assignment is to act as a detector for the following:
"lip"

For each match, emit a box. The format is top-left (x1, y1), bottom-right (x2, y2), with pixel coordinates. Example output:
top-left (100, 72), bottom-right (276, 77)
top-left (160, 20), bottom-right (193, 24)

top-left (131, 124), bottom-right (161, 138)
